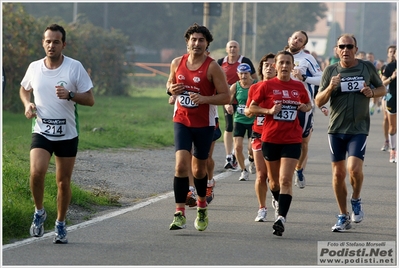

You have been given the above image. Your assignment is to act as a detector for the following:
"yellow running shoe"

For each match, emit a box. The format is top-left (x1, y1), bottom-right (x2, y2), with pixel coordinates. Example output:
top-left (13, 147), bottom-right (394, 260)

top-left (169, 211), bottom-right (186, 230)
top-left (194, 207), bottom-right (208, 231)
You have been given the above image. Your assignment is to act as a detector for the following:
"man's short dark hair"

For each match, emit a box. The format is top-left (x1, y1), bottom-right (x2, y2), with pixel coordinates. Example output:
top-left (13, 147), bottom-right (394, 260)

top-left (44, 24), bottom-right (66, 43)
top-left (275, 50), bottom-right (294, 64)
top-left (337, 33), bottom-right (357, 47)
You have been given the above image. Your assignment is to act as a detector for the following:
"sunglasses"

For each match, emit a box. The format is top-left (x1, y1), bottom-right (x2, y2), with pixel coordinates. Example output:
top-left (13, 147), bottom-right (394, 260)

top-left (338, 44), bottom-right (355, 50)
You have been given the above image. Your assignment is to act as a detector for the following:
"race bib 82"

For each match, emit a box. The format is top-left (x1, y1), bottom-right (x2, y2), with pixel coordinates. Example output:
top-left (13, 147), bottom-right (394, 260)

top-left (340, 76), bottom-right (365, 93)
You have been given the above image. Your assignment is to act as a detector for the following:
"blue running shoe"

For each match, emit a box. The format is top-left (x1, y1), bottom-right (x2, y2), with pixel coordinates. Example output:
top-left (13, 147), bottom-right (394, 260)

top-left (351, 198), bottom-right (364, 223)
top-left (29, 210), bottom-right (47, 237)
top-left (332, 213), bottom-right (352, 232)
top-left (294, 168), bottom-right (305, 189)
top-left (53, 222), bottom-right (68, 244)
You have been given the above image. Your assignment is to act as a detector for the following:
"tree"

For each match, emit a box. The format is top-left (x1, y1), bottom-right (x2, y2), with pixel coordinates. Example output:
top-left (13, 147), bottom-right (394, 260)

top-left (66, 16), bottom-right (131, 96)
top-left (2, 3), bottom-right (43, 111)
top-left (324, 21), bottom-right (342, 58)
top-left (2, 3), bottom-right (132, 112)
top-left (210, 3), bottom-right (328, 63)
top-left (19, 3), bottom-right (216, 52)
top-left (19, 2), bottom-right (328, 64)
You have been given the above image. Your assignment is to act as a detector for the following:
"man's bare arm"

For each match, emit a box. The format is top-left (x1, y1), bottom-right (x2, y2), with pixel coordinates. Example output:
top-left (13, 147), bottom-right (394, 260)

top-left (20, 86), bottom-right (36, 119)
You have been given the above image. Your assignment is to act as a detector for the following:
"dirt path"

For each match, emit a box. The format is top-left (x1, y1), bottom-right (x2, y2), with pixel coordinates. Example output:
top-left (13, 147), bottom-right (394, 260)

top-left (67, 147), bottom-right (175, 224)
top-left (68, 143), bottom-right (226, 224)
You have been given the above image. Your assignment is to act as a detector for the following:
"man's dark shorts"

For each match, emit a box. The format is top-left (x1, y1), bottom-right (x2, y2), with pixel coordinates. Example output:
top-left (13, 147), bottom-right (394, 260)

top-left (328, 133), bottom-right (367, 162)
top-left (174, 122), bottom-right (214, 160)
top-left (31, 133), bottom-right (78, 157)
top-left (233, 121), bottom-right (253, 139)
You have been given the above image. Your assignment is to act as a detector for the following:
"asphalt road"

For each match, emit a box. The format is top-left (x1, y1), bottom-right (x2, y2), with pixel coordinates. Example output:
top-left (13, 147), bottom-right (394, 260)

top-left (3, 107), bottom-right (397, 267)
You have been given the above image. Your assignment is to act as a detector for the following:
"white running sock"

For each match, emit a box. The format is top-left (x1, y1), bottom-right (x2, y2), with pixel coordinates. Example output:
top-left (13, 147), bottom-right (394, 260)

top-left (35, 208), bottom-right (45, 215)
top-left (56, 220), bottom-right (65, 226)
top-left (389, 133), bottom-right (396, 150)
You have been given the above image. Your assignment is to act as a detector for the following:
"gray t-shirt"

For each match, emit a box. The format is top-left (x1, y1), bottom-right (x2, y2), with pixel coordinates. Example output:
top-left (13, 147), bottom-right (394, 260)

top-left (319, 60), bottom-right (382, 135)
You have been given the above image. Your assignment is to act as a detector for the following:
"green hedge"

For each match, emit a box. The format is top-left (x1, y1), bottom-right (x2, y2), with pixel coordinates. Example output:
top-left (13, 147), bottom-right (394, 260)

top-left (2, 3), bottom-right (132, 113)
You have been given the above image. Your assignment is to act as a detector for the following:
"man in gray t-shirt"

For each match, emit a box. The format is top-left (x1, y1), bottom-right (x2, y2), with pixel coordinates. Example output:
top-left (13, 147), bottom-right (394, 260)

top-left (315, 34), bottom-right (385, 233)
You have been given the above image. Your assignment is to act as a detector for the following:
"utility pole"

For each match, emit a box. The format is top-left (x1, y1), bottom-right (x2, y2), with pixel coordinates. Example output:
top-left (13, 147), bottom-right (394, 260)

top-left (203, 2), bottom-right (210, 27)
top-left (389, 2), bottom-right (396, 45)
top-left (73, 2), bottom-right (77, 23)
top-left (359, 3), bottom-right (365, 49)
top-left (192, 3), bottom-right (221, 28)
top-left (242, 2), bottom-right (247, 56)
top-left (229, 3), bottom-right (234, 41)
top-left (252, 2), bottom-right (257, 62)
top-left (103, 3), bottom-right (108, 30)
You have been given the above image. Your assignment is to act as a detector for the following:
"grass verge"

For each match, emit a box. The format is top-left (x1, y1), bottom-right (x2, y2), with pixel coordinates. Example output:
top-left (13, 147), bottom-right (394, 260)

top-left (2, 85), bottom-right (198, 244)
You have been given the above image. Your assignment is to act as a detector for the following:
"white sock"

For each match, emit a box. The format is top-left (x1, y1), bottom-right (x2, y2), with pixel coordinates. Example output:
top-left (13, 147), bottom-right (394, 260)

top-left (389, 133), bottom-right (396, 150)
top-left (56, 220), bottom-right (65, 226)
top-left (35, 208), bottom-right (45, 215)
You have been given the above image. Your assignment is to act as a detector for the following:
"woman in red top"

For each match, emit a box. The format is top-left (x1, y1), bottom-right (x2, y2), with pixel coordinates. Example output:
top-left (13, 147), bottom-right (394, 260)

top-left (249, 50), bottom-right (311, 236)
top-left (244, 53), bottom-right (277, 222)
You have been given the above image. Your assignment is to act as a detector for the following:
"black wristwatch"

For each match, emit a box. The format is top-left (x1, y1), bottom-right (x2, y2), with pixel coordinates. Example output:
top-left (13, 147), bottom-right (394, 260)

top-left (68, 91), bottom-right (75, 101)
top-left (302, 75), bottom-right (307, 82)
top-left (166, 87), bottom-right (172, 96)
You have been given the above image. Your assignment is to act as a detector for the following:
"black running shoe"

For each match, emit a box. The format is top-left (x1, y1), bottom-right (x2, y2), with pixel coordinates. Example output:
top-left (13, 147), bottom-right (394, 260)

top-left (273, 216), bottom-right (285, 236)
top-left (224, 156), bottom-right (233, 169)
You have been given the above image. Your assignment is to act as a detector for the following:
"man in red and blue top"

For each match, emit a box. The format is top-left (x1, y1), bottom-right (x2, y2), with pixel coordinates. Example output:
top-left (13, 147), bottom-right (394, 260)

top-left (166, 23), bottom-right (230, 231)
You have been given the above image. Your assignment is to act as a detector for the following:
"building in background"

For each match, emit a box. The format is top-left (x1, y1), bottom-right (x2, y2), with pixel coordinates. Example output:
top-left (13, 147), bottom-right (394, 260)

top-left (307, 2), bottom-right (397, 60)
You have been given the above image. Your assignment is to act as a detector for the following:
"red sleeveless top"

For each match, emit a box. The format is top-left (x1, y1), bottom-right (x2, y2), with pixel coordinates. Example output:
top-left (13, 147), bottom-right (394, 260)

top-left (173, 54), bottom-right (216, 127)
top-left (220, 55), bottom-right (244, 85)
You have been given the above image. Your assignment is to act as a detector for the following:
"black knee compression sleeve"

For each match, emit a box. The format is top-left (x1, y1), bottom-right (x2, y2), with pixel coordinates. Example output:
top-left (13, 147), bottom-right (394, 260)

top-left (194, 174), bottom-right (208, 198)
top-left (271, 190), bottom-right (280, 202)
top-left (278, 194), bottom-right (292, 218)
top-left (173, 176), bottom-right (189, 203)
